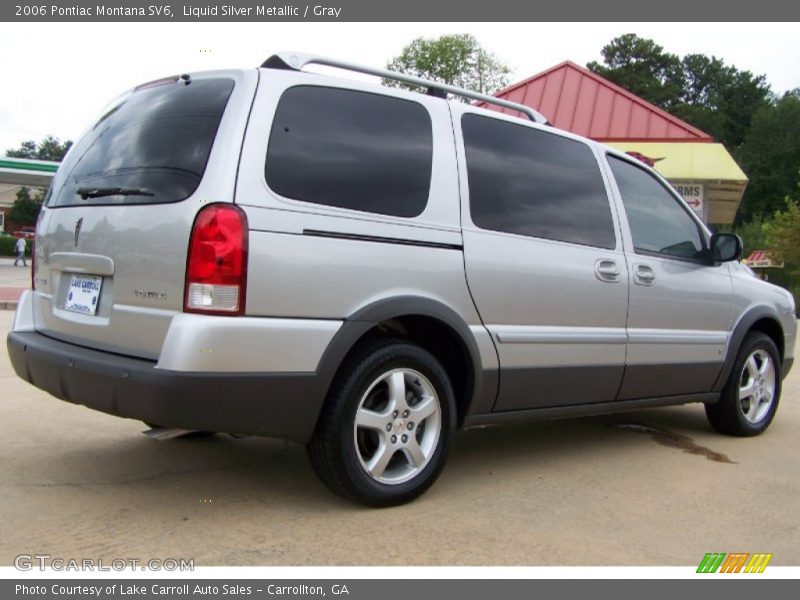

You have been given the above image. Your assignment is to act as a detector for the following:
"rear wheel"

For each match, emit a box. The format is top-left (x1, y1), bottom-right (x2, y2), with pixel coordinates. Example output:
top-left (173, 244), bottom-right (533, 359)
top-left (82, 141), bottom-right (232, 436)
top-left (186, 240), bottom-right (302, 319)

top-left (307, 339), bottom-right (456, 506)
top-left (705, 332), bottom-right (781, 436)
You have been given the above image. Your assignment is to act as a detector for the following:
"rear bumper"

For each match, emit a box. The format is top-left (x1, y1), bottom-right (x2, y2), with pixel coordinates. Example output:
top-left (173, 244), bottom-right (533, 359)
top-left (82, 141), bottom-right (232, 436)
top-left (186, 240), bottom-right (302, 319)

top-left (7, 330), bottom-right (325, 443)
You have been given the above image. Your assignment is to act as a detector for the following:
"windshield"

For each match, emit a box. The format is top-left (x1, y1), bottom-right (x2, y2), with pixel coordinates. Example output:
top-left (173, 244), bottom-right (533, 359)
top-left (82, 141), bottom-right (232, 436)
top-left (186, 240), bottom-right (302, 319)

top-left (49, 77), bottom-right (234, 207)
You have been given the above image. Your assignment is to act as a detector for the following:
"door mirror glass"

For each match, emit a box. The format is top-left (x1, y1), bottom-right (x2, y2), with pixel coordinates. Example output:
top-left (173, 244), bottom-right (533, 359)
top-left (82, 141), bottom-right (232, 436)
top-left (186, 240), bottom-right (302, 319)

top-left (710, 233), bottom-right (743, 263)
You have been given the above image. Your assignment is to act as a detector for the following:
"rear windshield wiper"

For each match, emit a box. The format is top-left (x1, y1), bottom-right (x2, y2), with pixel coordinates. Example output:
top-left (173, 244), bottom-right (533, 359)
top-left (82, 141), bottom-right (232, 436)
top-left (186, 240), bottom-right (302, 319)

top-left (76, 187), bottom-right (155, 199)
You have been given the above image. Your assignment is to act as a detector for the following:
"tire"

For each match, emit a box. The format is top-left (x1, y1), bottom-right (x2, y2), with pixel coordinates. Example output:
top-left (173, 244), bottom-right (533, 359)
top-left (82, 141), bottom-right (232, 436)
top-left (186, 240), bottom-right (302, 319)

top-left (307, 338), bottom-right (456, 507)
top-left (705, 332), bottom-right (781, 436)
top-left (142, 422), bottom-right (216, 439)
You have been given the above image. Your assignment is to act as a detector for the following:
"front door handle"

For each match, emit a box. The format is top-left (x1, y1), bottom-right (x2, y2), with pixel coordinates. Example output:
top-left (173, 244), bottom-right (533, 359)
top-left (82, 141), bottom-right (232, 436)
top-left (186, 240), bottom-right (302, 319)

top-left (634, 264), bottom-right (656, 286)
top-left (595, 259), bottom-right (621, 283)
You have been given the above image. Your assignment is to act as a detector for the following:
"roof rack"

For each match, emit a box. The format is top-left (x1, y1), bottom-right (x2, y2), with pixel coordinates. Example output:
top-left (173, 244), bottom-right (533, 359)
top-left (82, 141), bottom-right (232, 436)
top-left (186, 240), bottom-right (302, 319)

top-left (261, 52), bottom-right (549, 125)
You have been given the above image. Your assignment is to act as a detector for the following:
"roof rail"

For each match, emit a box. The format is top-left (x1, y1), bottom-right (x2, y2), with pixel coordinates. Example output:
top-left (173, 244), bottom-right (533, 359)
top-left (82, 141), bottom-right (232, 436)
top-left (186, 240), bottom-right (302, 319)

top-left (260, 52), bottom-right (549, 124)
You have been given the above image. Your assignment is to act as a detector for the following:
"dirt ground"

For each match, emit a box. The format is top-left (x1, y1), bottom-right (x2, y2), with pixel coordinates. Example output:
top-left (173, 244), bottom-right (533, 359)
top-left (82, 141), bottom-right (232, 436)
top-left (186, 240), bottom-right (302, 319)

top-left (1, 309), bottom-right (798, 566)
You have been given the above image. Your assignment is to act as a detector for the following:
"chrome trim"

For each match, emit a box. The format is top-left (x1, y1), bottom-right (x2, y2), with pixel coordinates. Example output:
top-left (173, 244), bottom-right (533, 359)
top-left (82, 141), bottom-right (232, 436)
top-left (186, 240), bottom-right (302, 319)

top-left (494, 326), bottom-right (627, 345)
top-left (628, 329), bottom-right (728, 345)
top-left (262, 51), bottom-right (549, 124)
top-left (493, 326), bottom-right (728, 346)
top-left (49, 252), bottom-right (114, 276)
top-left (302, 229), bottom-right (462, 251)
top-left (73, 217), bottom-right (83, 247)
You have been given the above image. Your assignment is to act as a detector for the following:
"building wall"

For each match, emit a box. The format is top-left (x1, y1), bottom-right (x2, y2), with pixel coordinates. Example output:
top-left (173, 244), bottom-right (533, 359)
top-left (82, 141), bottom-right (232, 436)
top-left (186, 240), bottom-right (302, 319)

top-left (0, 183), bottom-right (20, 210)
top-left (0, 183), bottom-right (47, 233)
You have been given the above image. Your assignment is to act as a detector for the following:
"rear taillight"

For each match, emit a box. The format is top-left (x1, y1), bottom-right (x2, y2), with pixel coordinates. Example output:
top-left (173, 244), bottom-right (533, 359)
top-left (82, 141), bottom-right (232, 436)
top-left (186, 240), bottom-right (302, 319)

top-left (184, 203), bottom-right (248, 315)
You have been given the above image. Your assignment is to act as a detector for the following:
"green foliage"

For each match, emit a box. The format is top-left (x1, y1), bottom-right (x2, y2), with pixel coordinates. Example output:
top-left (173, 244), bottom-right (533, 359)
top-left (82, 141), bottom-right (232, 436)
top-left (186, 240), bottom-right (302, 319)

top-left (7, 141), bottom-right (38, 159)
top-left (588, 34), bottom-right (793, 225)
top-left (588, 35), bottom-right (772, 149)
top-left (385, 34), bottom-right (511, 98)
top-left (764, 198), bottom-right (800, 278)
top-left (733, 171), bottom-right (800, 314)
top-left (736, 92), bottom-right (800, 223)
top-left (587, 34), bottom-right (685, 110)
top-left (0, 235), bottom-right (32, 257)
top-left (673, 54), bottom-right (771, 149)
top-left (9, 186), bottom-right (44, 226)
top-left (6, 135), bottom-right (72, 161)
top-left (728, 215), bottom-right (768, 257)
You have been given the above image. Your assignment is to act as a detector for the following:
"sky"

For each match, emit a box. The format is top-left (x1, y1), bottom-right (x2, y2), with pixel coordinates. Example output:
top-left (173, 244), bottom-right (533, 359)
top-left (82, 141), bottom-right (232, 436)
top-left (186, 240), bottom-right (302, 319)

top-left (0, 22), bottom-right (798, 154)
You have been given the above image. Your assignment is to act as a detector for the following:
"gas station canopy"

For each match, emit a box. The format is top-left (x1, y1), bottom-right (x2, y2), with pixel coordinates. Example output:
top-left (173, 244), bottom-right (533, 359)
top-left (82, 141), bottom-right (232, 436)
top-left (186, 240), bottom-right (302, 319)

top-left (604, 141), bottom-right (747, 224)
top-left (0, 157), bottom-right (58, 187)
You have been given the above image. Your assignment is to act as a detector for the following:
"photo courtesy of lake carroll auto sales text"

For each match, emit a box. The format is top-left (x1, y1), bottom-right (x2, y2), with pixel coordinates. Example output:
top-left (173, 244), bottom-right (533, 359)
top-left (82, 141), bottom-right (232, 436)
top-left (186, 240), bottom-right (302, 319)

top-left (15, 584), bottom-right (350, 596)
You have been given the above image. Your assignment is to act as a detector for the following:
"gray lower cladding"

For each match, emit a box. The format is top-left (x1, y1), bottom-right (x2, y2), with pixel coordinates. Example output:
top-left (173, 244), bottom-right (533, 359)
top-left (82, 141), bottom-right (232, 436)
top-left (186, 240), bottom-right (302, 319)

top-left (6, 331), bottom-right (325, 443)
top-left (493, 362), bottom-right (725, 412)
top-left (618, 362), bottom-right (725, 400)
top-left (493, 364), bottom-right (623, 412)
top-left (466, 392), bottom-right (721, 429)
top-left (784, 357), bottom-right (795, 379)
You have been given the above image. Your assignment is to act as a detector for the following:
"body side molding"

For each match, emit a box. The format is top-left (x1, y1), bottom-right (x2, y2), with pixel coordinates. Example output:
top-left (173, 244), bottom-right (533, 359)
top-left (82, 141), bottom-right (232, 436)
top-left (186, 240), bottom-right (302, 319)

top-left (464, 393), bottom-right (720, 429)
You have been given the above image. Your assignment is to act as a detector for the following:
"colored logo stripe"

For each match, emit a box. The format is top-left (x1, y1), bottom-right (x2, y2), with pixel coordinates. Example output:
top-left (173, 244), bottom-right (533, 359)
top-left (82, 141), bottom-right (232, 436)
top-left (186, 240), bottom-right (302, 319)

top-left (720, 553), bottom-right (749, 573)
top-left (697, 553), bottom-right (726, 573)
top-left (744, 553), bottom-right (773, 573)
top-left (697, 553), bottom-right (772, 573)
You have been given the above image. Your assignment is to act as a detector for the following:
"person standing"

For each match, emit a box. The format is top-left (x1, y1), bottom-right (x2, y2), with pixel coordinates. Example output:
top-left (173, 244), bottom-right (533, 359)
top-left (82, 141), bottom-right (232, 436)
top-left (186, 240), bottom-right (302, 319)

top-left (13, 236), bottom-right (27, 267)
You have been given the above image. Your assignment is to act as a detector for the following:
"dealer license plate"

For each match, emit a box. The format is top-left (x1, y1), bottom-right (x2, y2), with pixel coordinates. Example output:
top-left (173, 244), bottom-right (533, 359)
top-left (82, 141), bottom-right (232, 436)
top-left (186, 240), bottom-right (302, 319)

top-left (65, 274), bottom-right (103, 316)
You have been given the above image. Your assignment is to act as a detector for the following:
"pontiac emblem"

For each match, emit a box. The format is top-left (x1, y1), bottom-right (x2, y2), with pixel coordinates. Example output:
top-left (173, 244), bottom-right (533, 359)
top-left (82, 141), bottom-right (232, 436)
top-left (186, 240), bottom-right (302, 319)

top-left (74, 218), bottom-right (83, 247)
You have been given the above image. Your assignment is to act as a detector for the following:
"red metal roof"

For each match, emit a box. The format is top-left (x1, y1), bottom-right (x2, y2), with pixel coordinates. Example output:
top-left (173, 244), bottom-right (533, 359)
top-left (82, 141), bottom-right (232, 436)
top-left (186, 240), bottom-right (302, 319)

top-left (480, 61), bottom-right (712, 142)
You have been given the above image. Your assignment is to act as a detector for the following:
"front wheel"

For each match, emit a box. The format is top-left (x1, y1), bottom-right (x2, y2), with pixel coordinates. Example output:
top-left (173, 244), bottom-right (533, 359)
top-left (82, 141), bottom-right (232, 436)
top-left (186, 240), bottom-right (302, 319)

top-left (705, 332), bottom-right (781, 436)
top-left (307, 339), bottom-right (456, 506)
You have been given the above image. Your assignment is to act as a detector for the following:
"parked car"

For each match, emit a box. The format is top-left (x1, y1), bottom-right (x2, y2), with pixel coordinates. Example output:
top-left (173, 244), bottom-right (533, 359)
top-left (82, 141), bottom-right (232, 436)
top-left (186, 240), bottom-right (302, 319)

top-left (14, 226), bottom-right (36, 239)
top-left (7, 53), bottom-right (796, 506)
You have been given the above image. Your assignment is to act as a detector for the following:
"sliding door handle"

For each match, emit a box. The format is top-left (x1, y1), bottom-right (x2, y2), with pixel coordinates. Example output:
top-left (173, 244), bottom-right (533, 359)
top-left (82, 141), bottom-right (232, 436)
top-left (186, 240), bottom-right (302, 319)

top-left (634, 264), bottom-right (656, 286)
top-left (595, 259), bottom-right (621, 283)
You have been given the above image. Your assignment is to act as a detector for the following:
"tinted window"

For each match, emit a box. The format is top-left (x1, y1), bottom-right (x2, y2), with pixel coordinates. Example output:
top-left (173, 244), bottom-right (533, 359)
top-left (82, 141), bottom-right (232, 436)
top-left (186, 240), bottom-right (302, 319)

top-left (462, 114), bottom-right (615, 249)
top-left (608, 156), bottom-right (705, 260)
top-left (50, 78), bottom-right (234, 207)
top-left (265, 86), bottom-right (432, 218)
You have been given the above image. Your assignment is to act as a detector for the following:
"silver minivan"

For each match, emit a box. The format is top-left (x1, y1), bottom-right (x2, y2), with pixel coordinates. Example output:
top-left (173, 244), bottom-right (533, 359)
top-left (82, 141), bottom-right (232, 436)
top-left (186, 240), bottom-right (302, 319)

top-left (7, 52), bottom-right (796, 506)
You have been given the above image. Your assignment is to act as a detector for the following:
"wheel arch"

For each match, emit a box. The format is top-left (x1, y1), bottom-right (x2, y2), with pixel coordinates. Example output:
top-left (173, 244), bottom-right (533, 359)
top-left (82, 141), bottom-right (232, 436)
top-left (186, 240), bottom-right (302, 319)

top-left (713, 305), bottom-right (785, 392)
top-left (314, 296), bottom-right (493, 427)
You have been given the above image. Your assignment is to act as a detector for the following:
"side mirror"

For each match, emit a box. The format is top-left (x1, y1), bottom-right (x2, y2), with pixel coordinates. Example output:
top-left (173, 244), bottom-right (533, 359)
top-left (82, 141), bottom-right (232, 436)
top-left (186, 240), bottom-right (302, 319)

top-left (710, 233), bottom-right (743, 263)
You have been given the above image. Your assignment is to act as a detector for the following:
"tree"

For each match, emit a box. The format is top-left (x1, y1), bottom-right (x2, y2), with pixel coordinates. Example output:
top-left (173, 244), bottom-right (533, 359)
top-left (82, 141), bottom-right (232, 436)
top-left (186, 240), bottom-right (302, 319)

top-left (6, 135), bottom-right (72, 161)
top-left (587, 35), bottom-right (772, 149)
top-left (587, 34), bottom-right (685, 110)
top-left (736, 92), bottom-right (800, 222)
top-left (764, 172), bottom-right (800, 275)
top-left (729, 215), bottom-right (768, 256)
top-left (385, 34), bottom-right (511, 98)
top-left (9, 186), bottom-right (44, 225)
top-left (671, 54), bottom-right (771, 149)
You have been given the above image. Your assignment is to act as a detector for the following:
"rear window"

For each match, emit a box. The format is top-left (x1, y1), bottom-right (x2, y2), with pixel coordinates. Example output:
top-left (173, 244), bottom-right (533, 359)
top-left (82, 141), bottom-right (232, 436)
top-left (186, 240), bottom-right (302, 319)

top-left (265, 85), bottom-right (433, 218)
top-left (49, 77), bottom-right (234, 207)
